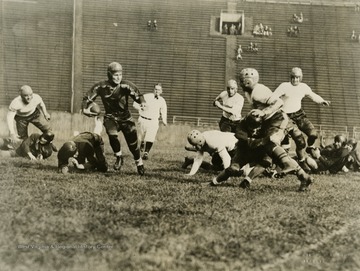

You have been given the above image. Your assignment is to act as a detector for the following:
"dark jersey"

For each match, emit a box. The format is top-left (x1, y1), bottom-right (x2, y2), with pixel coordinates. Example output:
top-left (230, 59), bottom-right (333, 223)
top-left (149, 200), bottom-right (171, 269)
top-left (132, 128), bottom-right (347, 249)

top-left (16, 133), bottom-right (54, 159)
top-left (83, 79), bottom-right (144, 120)
top-left (73, 132), bottom-right (107, 171)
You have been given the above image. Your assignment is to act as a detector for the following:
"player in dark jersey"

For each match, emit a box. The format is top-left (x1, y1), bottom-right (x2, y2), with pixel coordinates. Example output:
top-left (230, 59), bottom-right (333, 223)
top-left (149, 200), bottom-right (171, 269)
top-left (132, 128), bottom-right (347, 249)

top-left (57, 132), bottom-right (108, 174)
top-left (82, 62), bottom-right (146, 175)
top-left (0, 132), bottom-right (56, 160)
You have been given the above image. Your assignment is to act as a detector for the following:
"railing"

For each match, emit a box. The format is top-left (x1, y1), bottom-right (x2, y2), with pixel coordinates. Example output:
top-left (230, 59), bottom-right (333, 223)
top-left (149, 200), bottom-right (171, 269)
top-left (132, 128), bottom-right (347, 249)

top-left (172, 115), bottom-right (219, 127)
top-left (243, 0), bottom-right (358, 7)
top-left (171, 115), bottom-right (359, 139)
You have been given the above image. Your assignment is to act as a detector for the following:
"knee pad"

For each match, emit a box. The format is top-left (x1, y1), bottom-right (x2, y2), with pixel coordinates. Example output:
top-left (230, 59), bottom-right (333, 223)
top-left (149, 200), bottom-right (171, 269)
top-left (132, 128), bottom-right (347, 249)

top-left (293, 134), bottom-right (306, 149)
top-left (307, 134), bottom-right (318, 146)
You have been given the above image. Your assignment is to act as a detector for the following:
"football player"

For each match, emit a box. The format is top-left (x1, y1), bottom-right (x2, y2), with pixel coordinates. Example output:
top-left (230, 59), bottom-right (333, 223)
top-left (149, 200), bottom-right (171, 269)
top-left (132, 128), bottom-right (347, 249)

top-left (57, 132), bottom-right (108, 174)
top-left (7, 85), bottom-right (52, 143)
top-left (213, 79), bottom-right (244, 133)
top-left (82, 62), bottom-right (146, 175)
top-left (306, 138), bottom-right (357, 174)
top-left (270, 67), bottom-right (331, 168)
top-left (0, 132), bottom-right (56, 160)
top-left (211, 68), bottom-right (313, 191)
top-left (182, 130), bottom-right (238, 176)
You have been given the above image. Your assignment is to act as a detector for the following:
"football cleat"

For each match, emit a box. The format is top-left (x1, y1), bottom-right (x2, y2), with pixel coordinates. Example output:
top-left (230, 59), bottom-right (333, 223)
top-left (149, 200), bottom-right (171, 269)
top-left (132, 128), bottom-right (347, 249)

top-left (137, 164), bottom-right (145, 176)
top-left (239, 179), bottom-right (251, 189)
top-left (113, 155), bottom-right (124, 170)
top-left (297, 169), bottom-right (314, 192)
top-left (142, 152), bottom-right (149, 160)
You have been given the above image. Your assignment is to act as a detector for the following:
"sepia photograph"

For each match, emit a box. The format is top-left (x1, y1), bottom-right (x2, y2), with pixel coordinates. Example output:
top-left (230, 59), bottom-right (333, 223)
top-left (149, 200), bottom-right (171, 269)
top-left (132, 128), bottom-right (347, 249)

top-left (0, 0), bottom-right (359, 270)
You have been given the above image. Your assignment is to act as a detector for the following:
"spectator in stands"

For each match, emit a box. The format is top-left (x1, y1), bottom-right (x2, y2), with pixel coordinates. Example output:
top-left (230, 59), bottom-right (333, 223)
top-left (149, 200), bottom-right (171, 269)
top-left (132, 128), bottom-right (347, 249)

top-left (355, 3), bottom-right (360, 12)
top-left (229, 24), bottom-right (237, 35)
top-left (293, 12), bottom-right (304, 23)
top-left (263, 25), bottom-right (270, 36)
top-left (147, 20), bottom-right (152, 30)
top-left (222, 24), bottom-right (228, 35)
top-left (213, 79), bottom-right (244, 133)
top-left (351, 30), bottom-right (357, 40)
top-left (236, 45), bottom-right (243, 60)
top-left (237, 22), bottom-right (242, 35)
top-left (153, 20), bottom-right (158, 30)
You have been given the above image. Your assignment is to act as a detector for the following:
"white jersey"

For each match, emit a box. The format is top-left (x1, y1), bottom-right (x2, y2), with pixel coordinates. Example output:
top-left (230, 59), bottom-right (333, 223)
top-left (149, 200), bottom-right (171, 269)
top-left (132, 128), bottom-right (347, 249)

top-left (188, 130), bottom-right (238, 175)
top-left (244, 83), bottom-right (281, 119)
top-left (217, 91), bottom-right (244, 121)
top-left (8, 94), bottom-right (44, 117)
top-left (134, 93), bottom-right (167, 123)
top-left (273, 82), bottom-right (325, 114)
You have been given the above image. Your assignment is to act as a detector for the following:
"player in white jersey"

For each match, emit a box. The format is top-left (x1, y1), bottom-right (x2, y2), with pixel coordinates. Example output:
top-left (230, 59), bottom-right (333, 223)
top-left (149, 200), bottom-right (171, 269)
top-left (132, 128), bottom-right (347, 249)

top-left (7, 85), bottom-right (52, 142)
top-left (212, 68), bottom-right (313, 191)
top-left (182, 130), bottom-right (238, 176)
top-left (213, 79), bottom-right (244, 133)
top-left (133, 83), bottom-right (167, 160)
top-left (271, 67), bottom-right (330, 165)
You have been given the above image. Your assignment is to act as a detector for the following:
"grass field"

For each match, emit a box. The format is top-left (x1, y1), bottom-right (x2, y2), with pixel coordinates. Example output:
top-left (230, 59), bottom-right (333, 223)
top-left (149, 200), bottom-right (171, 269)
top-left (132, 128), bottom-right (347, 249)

top-left (0, 109), bottom-right (360, 270)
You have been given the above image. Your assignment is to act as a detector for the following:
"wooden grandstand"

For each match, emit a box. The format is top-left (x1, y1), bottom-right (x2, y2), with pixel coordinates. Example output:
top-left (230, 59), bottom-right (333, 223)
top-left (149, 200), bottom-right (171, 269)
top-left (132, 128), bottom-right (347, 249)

top-left (0, 0), bottom-right (359, 134)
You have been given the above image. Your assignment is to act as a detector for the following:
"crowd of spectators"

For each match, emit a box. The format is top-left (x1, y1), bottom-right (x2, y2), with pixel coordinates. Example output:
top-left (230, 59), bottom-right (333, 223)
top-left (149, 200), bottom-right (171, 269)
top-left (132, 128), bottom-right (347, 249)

top-left (253, 23), bottom-right (272, 37)
top-left (293, 12), bottom-right (303, 23)
top-left (222, 22), bottom-right (242, 35)
top-left (287, 25), bottom-right (300, 37)
top-left (147, 20), bottom-right (158, 31)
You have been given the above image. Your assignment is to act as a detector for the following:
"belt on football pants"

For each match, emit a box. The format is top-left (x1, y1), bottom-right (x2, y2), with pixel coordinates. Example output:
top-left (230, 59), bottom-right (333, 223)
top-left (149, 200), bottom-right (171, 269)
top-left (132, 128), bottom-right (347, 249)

top-left (141, 115), bottom-right (152, 120)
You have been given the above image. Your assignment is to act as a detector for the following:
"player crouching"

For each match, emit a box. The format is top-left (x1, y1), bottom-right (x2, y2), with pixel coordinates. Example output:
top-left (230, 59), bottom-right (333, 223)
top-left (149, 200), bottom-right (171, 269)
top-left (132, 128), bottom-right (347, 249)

top-left (57, 132), bottom-right (108, 174)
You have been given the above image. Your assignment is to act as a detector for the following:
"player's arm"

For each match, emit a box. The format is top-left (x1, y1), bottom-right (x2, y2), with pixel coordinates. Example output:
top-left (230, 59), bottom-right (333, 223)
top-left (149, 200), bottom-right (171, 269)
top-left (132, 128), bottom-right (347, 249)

top-left (160, 100), bottom-right (168, 126)
top-left (306, 89), bottom-right (330, 106)
top-left (6, 110), bottom-right (19, 139)
top-left (82, 84), bottom-right (100, 116)
top-left (38, 98), bottom-right (51, 121)
top-left (217, 148), bottom-right (231, 169)
top-left (186, 151), bottom-right (204, 176)
top-left (213, 91), bottom-right (225, 106)
top-left (23, 135), bottom-right (38, 160)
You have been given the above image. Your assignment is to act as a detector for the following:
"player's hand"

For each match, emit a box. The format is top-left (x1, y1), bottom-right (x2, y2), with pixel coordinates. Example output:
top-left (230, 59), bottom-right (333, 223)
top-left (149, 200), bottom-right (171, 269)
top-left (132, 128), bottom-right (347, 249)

top-left (28, 153), bottom-right (37, 160)
top-left (10, 133), bottom-right (22, 143)
top-left (322, 100), bottom-right (331, 106)
top-left (44, 112), bottom-right (51, 121)
top-left (162, 122), bottom-right (167, 126)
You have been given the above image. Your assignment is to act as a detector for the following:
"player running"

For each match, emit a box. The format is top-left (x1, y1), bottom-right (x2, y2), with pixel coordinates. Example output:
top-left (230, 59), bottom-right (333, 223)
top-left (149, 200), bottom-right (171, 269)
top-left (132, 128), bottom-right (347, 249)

top-left (270, 67), bottom-right (331, 167)
top-left (211, 68), bottom-right (314, 191)
top-left (82, 62), bottom-right (146, 175)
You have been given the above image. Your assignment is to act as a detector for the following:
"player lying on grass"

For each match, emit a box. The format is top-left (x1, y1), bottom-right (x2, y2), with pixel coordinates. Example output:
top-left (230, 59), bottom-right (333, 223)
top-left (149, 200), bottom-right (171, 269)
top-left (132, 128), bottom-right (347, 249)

top-left (305, 137), bottom-right (359, 174)
top-left (182, 130), bottom-right (238, 176)
top-left (0, 132), bottom-right (57, 160)
top-left (57, 117), bottom-right (107, 174)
